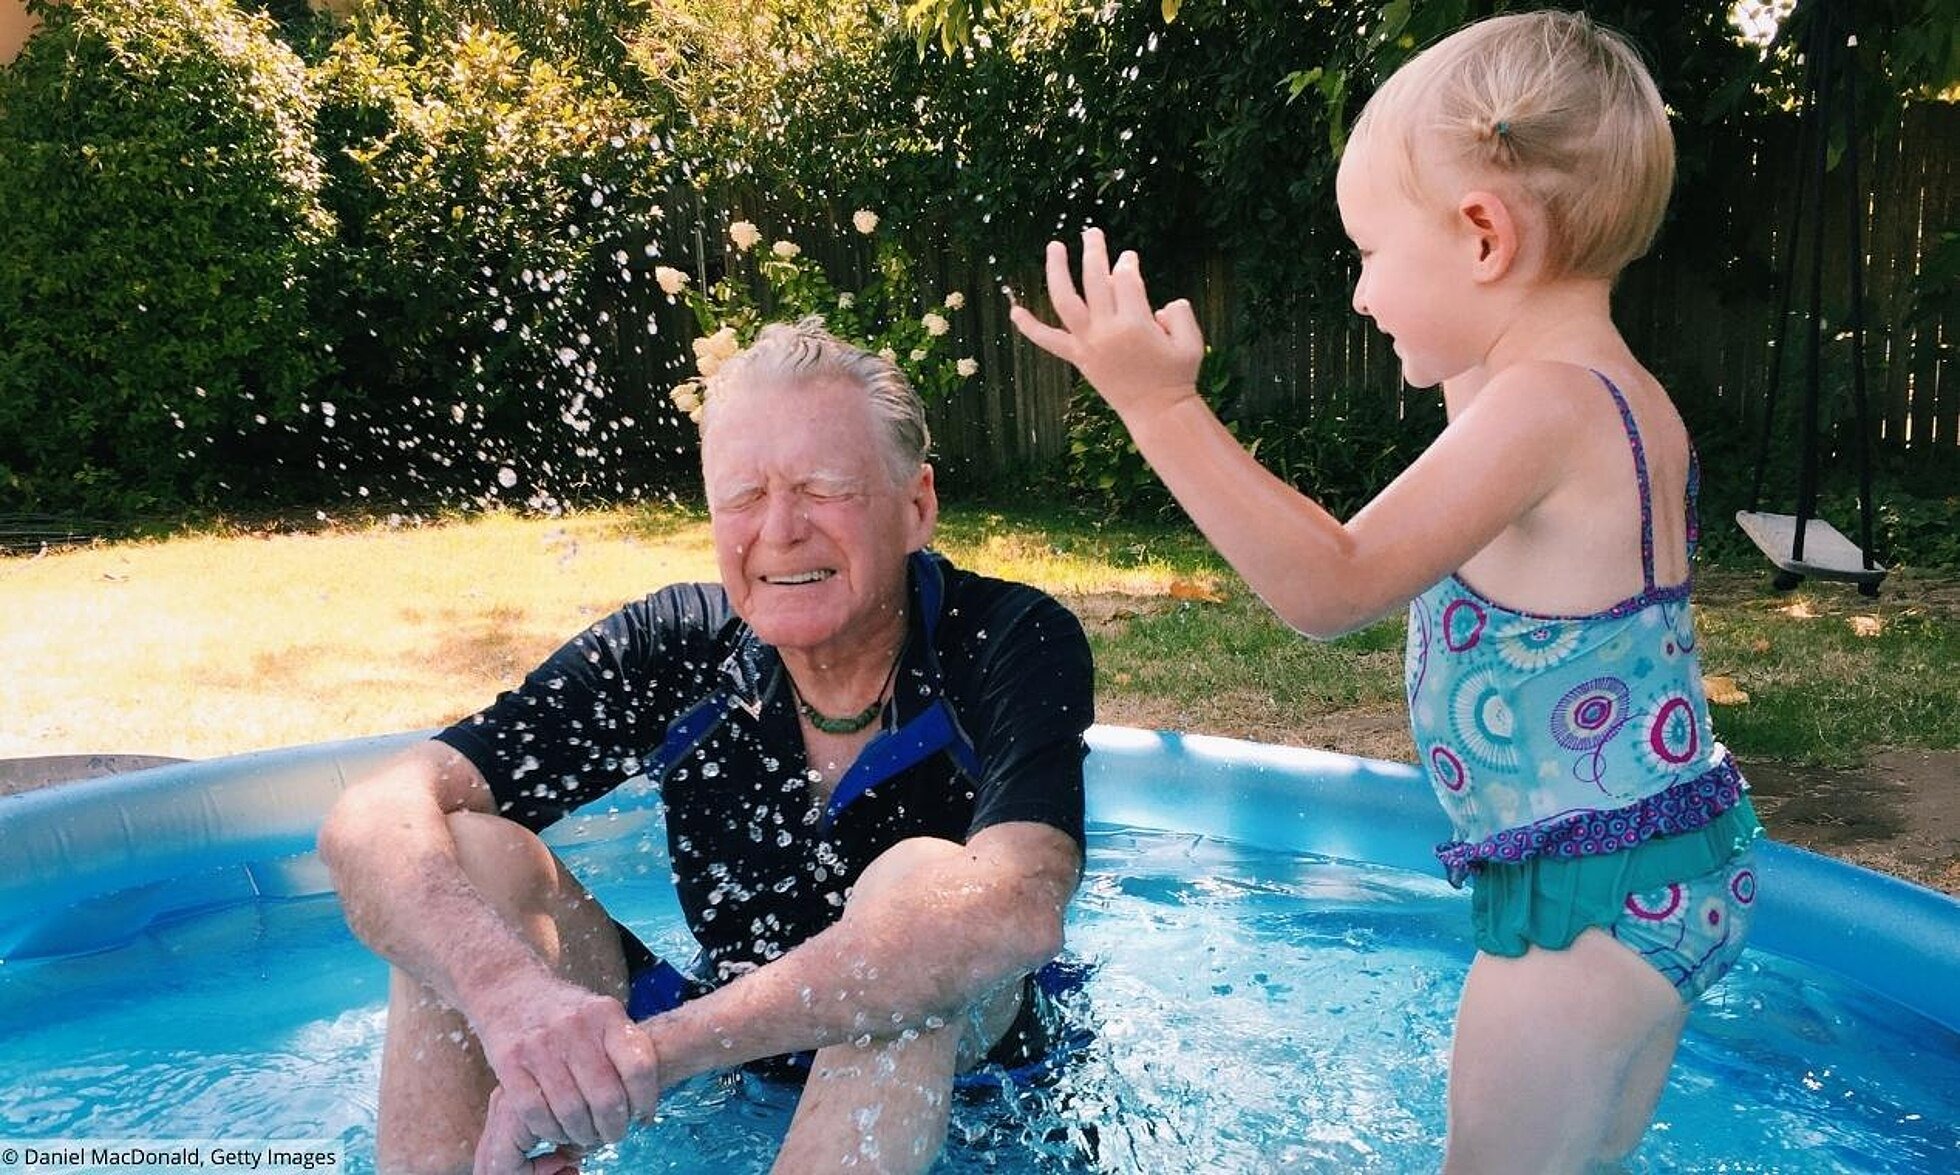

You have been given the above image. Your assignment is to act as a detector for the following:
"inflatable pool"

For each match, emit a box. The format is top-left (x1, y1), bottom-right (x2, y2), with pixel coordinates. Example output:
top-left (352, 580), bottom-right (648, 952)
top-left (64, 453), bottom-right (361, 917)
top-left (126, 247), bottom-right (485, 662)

top-left (2, 728), bottom-right (1956, 1171)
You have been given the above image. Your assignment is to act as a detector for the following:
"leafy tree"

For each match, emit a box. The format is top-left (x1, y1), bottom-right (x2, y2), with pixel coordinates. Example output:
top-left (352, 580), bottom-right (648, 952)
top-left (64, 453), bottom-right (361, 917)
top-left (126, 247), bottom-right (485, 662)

top-left (308, 12), bottom-right (686, 510)
top-left (0, 0), bottom-right (333, 515)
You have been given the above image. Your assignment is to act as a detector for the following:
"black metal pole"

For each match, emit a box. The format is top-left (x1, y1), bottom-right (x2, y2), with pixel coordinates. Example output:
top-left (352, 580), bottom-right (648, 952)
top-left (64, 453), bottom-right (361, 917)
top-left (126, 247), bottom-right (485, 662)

top-left (1843, 30), bottom-right (1878, 571)
top-left (1748, 11), bottom-right (1817, 515)
top-left (1793, 7), bottom-right (1836, 562)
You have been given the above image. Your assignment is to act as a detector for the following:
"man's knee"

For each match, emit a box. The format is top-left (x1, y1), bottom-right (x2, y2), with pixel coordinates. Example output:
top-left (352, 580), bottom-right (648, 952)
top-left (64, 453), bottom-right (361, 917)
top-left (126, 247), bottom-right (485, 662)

top-left (445, 810), bottom-right (559, 913)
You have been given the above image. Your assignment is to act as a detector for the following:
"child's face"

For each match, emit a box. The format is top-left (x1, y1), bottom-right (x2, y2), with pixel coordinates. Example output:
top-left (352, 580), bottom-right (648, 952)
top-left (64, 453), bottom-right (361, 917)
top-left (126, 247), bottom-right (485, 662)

top-left (1335, 140), bottom-right (1485, 389)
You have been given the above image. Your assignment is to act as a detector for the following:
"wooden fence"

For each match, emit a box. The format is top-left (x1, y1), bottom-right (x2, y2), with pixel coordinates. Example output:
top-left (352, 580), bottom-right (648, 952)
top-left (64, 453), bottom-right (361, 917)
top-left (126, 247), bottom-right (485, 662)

top-left (631, 102), bottom-right (1954, 488)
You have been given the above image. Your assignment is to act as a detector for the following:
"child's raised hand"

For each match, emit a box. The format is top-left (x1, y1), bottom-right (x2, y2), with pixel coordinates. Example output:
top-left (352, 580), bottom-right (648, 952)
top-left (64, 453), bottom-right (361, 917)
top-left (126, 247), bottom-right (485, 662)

top-left (1009, 228), bottom-right (1206, 422)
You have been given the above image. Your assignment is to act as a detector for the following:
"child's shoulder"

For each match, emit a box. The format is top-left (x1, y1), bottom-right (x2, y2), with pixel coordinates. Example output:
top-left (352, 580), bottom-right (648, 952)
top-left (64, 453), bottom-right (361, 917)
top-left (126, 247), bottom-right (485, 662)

top-left (1484, 359), bottom-right (1615, 398)
top-left (1466, 360), bottom-right (1617, 428)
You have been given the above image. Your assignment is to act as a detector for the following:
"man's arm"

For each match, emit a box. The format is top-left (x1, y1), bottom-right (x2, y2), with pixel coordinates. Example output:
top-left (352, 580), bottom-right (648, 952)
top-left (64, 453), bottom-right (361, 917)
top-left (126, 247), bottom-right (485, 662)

top-left (318, 740), bottom-right (657, 1154)
top-left (320, 742), bottom-right (527, 1015)
top-left (642, 819), bottom-right (1082, 1083)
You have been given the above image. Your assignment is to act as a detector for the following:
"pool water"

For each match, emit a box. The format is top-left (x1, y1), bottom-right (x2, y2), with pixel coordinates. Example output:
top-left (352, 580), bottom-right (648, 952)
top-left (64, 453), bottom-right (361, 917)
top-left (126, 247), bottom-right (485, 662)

top-left (2, 824), bottom-right (1956, 1172)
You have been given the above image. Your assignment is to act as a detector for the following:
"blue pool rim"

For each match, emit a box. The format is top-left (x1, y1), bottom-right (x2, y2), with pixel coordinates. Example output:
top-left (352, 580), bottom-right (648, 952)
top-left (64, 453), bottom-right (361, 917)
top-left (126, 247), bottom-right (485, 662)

top-left (1, 726), bottom-right (1955, 1036)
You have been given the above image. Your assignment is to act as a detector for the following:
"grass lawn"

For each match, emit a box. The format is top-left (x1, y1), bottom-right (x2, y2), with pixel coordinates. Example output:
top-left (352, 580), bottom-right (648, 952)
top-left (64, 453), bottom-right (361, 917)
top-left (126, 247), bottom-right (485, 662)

top-left (4, 502), bottom-right (1956, 892)
top-left (4, 502), bottom-right (1955, 765)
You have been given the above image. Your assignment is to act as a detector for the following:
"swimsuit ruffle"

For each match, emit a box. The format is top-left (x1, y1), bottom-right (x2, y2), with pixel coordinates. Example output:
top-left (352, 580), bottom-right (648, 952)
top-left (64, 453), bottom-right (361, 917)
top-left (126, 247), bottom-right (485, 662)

top-left (1435, 756), bottom-right (1748, 886)
top-left (1466, 793), bottom-right (1764, 958)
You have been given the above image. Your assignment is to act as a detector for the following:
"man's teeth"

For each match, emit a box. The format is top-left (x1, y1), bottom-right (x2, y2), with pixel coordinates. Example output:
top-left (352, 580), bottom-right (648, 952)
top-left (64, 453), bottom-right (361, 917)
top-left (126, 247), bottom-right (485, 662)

top-left (765, 570), bottom-right (834, 585)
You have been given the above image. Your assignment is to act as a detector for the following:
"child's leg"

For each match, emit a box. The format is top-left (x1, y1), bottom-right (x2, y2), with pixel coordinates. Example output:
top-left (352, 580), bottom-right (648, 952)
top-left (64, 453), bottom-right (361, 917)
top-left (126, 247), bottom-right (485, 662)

top-left (1599, 1006), bottom-right (1688, 1162)
top-left (1443, 928), bottom-right (1685, 1174)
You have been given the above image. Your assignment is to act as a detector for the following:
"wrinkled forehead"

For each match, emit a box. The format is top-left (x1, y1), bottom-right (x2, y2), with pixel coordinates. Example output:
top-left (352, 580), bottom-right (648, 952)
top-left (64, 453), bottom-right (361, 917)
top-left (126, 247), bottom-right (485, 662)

top-left (700, 378), bottom-right (889, 484)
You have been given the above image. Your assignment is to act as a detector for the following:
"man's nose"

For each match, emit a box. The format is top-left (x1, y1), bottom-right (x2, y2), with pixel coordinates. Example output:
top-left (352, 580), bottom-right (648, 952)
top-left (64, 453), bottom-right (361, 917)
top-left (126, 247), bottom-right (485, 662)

top-left (758, 492), bottom-right (808, 543)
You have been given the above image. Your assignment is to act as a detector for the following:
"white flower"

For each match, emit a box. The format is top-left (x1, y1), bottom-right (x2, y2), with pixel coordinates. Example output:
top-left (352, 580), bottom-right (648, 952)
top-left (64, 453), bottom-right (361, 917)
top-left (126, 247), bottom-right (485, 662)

top-left (852, 209), bottom-right (880, 235)
top-left (692, 326), bottom-right (741, 376)
top-left (878, 347), bottom-right (898, 362)
top-left (654, 266), bottom-right (690, 296)
top-left (943, 291), bottom-right (965, 310)
top-left (771, 239), bottom-right (801, 259)
top-left (836, 292), bottom-right (856, 309)
top-left (921, 312), bottom-right (950, 337)
top-left (909, 347), bottom-right (928, 362)
top-left (700, 326), bottom-right (740, 359)
top-left (956, 357), bottom-right (979, 378)
top-left (728, 220), bottom-right (762, 251)
top-left (669, 381), bottom-right (703, 414)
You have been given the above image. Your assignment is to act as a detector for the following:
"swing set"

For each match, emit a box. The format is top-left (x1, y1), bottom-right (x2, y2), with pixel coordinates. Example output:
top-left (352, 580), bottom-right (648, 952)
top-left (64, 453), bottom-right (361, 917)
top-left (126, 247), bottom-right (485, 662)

top-left (1734, 0), bottom-right (1887, 597)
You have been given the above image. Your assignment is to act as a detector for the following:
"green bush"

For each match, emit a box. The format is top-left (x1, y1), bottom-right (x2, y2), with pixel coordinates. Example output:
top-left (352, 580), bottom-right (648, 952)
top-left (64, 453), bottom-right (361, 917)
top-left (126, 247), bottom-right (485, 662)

top-left (1239, 391), bottom-right (1445, 522)
top-left (1062, 350), bottom-right (1241, 520)
top-left (1063, 345), bottom-right (1444, 524)
top-left (307, 13), bottom-right (690, 510)
top-left (0, 0), bottom-right (334, 516)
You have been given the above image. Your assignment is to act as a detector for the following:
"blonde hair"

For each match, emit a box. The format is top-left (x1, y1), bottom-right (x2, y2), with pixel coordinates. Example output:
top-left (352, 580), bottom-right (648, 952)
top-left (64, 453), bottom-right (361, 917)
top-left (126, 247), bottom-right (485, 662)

top-left (1349, 9), bottom-right (1674, 279)
top-left (700, 316), bottom-right (931, 485)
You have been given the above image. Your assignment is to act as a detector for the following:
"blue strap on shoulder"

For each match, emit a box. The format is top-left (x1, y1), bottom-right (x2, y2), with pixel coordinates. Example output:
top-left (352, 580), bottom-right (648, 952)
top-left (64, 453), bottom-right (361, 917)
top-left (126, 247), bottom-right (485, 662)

top-left (646, 687), bottom-right (738, 782)
top-left (825, 553), bottom-right (981, 820)
top-left (1593, 371), bottom-right (1659, 593)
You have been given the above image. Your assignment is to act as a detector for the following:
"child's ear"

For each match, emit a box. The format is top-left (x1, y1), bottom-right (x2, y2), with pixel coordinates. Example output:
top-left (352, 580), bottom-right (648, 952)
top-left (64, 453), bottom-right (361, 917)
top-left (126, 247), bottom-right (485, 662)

top-left (1457, 191), bottom-right (1519, 282)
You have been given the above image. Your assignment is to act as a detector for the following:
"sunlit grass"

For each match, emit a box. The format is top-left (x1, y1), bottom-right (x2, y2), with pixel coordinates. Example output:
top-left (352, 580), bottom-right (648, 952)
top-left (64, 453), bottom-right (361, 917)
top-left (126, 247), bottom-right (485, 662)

top-left (1695, 580), bottom-right (1960, 765)
top-left (0, 510), bottom-right (719, 758)
top-left (1, 504), bottom-right (1953, 768)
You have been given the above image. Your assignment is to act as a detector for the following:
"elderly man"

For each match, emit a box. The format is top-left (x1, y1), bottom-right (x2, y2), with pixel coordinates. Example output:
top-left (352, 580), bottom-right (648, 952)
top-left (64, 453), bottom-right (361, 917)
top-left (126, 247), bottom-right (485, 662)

top-left (319, 319), bottom-right (1094, 1174)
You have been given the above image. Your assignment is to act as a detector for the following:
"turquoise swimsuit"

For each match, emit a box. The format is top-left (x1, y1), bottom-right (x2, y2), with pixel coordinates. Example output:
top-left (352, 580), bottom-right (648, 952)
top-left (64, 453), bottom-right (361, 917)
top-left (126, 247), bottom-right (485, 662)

top-left (1405, 373), bottom-right (1762, 998)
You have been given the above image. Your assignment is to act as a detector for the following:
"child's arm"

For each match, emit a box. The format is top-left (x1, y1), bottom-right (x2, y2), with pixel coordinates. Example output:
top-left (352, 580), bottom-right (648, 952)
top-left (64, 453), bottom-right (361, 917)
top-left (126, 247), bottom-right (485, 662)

top-left (1010, 229), bottom-right (1582, 637)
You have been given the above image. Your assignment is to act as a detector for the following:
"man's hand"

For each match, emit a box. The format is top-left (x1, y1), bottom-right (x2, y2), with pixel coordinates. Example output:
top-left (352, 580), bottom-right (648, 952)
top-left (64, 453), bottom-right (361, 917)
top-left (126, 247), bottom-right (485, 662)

top-left (1009, 227), bottom-right (1207, 422)
top-left (470, 974), bottom-right (660, 1160)
top-left (473, 1085), bottom-right (583, 1175)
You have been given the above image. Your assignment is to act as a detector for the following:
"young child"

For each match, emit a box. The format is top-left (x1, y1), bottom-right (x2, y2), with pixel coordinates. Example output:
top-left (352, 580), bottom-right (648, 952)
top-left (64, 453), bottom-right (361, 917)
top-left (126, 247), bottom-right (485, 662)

top-left (1011, 10), bottom-right (1763, 1171)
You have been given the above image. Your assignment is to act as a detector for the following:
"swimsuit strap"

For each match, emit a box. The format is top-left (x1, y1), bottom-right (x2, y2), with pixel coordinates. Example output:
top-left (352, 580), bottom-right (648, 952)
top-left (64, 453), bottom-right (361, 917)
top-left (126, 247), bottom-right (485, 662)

top-left (1593, 371), bottom-right (1658, 593)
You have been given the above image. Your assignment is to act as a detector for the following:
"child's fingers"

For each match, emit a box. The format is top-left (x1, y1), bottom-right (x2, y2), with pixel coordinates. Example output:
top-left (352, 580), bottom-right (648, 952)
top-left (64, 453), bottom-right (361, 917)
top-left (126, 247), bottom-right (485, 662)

top-left (1155, 299), bottom-right (1206, 355)
top-left (1008, 303), bottom-right (1078, 362)
top-left (1109, 250), bottom-right (1155, 321)
top-left (1042, 239), bottom-right (1089, 328)
top-left (1079, 227), bottom-right (1115, 319)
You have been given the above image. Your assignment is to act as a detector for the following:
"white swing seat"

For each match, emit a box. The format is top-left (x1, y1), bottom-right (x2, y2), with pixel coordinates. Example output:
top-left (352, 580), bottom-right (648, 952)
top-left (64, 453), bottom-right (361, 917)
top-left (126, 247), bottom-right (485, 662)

top-left (1735, 510), bottom-right (1887, 588)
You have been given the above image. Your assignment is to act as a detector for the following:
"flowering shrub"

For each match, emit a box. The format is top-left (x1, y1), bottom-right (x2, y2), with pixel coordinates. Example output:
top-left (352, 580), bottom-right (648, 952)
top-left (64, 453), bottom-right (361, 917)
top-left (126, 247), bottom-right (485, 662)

top-left (660, 212), bottom-right (976, 424)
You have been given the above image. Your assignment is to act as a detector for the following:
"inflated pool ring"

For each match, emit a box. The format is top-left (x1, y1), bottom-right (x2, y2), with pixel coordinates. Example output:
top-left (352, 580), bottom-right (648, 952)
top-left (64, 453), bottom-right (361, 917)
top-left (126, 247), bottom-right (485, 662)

top-left (1, 726), bottom-right (1955, 1035)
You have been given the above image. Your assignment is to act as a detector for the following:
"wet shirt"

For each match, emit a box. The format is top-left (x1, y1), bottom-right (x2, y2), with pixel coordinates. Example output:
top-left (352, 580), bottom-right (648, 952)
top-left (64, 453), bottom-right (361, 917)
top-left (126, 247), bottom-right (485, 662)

top-left (436, 551), bottom-right (1093, 981)
top-left (1404, 373), bottom-right (1747, 885)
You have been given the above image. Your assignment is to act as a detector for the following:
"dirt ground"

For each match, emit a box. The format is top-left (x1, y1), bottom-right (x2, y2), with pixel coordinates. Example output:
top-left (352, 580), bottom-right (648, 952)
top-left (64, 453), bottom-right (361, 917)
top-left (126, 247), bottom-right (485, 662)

top-left (1739, 749), bottom-right (1960, 895)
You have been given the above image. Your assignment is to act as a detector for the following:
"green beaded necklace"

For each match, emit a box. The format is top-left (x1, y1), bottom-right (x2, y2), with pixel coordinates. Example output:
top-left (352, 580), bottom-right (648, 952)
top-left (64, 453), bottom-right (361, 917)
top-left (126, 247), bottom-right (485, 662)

top-left (791, 639), bottom-right (904, 735)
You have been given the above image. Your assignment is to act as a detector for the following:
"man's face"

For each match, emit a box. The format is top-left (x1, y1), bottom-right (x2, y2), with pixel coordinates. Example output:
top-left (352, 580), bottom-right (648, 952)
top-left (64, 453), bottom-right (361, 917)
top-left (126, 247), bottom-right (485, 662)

top-left (700, 376), bottom-right (936, 658)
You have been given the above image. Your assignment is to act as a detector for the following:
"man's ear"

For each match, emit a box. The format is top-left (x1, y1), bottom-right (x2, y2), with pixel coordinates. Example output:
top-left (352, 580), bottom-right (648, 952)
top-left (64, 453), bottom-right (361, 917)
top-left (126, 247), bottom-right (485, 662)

top-left (1458, 190), bottom-right (1520, 282)
top-left (907, 463), bottom-right (939, 551)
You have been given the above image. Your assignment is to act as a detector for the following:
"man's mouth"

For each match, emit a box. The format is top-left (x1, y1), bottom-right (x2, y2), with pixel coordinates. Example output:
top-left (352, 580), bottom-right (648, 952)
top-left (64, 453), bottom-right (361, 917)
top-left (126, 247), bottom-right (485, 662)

top-left (761, 569), bottom-right (835, 586)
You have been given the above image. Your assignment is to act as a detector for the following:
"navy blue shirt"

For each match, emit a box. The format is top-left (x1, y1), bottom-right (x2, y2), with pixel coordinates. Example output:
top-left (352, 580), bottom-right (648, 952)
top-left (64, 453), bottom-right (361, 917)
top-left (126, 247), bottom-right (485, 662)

top-left (436, 552), bottom-right (1093, 981)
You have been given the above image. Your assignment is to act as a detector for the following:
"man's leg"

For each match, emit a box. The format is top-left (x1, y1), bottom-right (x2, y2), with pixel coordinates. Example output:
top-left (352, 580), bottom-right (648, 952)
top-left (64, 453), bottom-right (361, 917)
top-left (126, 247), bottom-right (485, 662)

top-left (770, 837), bottom-right (1030, 1175)
top-left (773, 977), bottom-right (1024, 1174)
top-left (375, 812), bottom-right (631, 1175)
